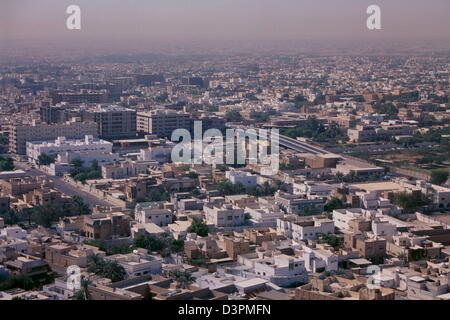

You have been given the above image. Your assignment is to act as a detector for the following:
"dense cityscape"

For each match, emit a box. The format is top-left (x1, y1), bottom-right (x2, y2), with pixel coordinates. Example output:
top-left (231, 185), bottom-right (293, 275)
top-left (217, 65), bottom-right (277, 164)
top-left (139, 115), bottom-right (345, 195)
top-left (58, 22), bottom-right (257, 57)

top-left (0, 1), bottom-right (450, 305)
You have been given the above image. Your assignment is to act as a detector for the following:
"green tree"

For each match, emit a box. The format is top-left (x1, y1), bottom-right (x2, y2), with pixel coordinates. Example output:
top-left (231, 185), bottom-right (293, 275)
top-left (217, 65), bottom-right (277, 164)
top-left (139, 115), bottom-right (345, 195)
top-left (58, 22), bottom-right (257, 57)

top-left (0, 275), bottom-right (35, 291)
top-left (0, 210), bottom-right (20, 225)
top-left (87, 254), bottom-right (125, 282)
top-left (318, 234), bottom-right (342, 248)
top-left (133, 233), bottom-right (165, 252)
top-left (0, 156), bottom-right (14, 171)
top-left (37, 153), bottom-right (57, 166)
top-left (224, 110), bottom-right (243, 122)
top-left (187, 216), bottom-right (209, 237)
top-left (431, 169), bottom-right (449, 185)
top-left (393, 192), bottom-right (430, 212)
top-left (324, 197), bottom-right (345, 212)
top-left (170, 269), bottom-right (196, 289)
top-left (187, 171), bottom-right (199, 179)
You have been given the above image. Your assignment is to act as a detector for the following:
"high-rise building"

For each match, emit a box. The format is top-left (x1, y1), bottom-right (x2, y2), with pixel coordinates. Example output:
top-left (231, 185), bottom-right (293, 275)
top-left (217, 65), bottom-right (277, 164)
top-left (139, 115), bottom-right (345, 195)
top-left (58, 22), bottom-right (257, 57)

top-left (83, 105), bottom-right (137, 139)
top-left (137, 110), bottom-right (191, 137)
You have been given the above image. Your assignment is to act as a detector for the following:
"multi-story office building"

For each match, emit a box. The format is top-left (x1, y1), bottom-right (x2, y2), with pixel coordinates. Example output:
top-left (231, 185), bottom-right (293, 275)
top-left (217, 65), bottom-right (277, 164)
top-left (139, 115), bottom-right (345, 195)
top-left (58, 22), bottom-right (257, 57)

top-left (137, 110), bottom-right (191, 137)
top-left (83, 105), bottom-right (137, 139)
top-left (9, 119), bottom-right (99, 155)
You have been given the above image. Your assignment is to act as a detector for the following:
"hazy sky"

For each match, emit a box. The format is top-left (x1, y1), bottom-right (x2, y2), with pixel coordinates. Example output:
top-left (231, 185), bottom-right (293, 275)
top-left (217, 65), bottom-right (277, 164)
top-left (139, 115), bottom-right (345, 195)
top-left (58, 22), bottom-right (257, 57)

top-left (1, 0), bottom-right (449, 55)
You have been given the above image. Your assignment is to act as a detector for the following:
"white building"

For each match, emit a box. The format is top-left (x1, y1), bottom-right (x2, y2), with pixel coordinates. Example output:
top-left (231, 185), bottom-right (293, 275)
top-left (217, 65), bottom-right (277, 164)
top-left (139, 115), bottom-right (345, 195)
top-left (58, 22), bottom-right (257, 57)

top-left (101, 161), bottom-right (158, 179)
top-left (26, 135), bottom-right (113, 163)
top-left (277, 216), bottom-right (335, 241)
top-left (0, 235), bottom-right (28, 253)
top-left (42, 276), bottom-right (74, 300)
top-left (57, 151), bottom-right (120, 168)
top-left (135, 204), bottom-right (173, 227)
top-left (105, 249), bottom-right (162, 279)
top-left (359, 192), bottom-right (402, 215)
top-left (372, 219), bottom-right (397, 238)
top-left (139, 144), bottom-right (174, 163)
top-left (332, 208), bottom-right (380, 231)
top-left (301, 246), bottom-right (339, 273)
top-left (253, 254), bottom-right (308, 286)
top-left (204, 203), bottom-right (246, 228)
top-left (244, 205), bottom-right (284, 228)
top-left (0, 226), bottom-right (27, 240)
top-left (225, 170), bottom-right (257, 188)
top-left (293, 181), bottom-right (334, 198)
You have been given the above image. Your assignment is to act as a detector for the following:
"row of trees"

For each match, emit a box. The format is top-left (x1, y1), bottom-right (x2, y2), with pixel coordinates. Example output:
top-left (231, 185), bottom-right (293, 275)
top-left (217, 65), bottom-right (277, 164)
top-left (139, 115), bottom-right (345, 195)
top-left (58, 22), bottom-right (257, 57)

top-left (392, 192), bottom-right (431, 213)
top-left (431, 169), bottom-right (449, 186)
top-left (0, 273), bottom-right (56, 292)
top-left (69, 159), bottom-right (102, 183)
top-left (0, 196), bottom-right (90, 228)
top-left (132, 233), bottom-right (184, 257)
top-left (216, 179), bottom-right (283, 197)
top-left (224, 110), bottom-right (243, 122)
top-left (281, 117), bottom-right (347, 144)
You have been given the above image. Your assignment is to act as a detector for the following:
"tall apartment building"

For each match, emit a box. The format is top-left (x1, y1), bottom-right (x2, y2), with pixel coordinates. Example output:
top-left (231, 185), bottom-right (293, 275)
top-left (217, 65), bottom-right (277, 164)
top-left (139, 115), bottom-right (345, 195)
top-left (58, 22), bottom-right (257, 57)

top-left (9, 119), bottom-right (99, 155)
top-left (137, 110), bottom-right (191, 137)
top-left (83, 105), bottom-right (137, 139)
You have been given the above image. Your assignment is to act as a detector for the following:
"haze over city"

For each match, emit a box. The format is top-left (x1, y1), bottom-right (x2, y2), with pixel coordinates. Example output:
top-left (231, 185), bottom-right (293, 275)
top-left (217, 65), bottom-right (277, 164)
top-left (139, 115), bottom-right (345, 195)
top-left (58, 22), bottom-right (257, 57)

top-left (1, 0), bottom-right (450, 58)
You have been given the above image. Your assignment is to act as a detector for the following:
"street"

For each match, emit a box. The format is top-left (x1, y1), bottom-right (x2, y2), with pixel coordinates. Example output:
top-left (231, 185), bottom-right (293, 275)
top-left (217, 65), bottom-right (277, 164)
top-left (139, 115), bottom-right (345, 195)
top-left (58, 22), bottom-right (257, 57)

top-left (13, 161), bottom-right (114, 208)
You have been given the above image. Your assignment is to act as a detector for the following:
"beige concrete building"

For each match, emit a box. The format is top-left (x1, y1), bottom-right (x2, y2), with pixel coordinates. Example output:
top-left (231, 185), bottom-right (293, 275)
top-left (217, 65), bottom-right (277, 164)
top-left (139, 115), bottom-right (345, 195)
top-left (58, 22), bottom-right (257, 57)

top-left (9, 120), bottom-right (98, 155)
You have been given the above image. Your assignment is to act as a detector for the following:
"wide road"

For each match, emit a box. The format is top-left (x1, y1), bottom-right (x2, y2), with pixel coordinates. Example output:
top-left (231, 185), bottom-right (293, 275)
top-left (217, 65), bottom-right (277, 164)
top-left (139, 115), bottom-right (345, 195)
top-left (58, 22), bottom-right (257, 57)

top-left (13, 161), bottom-right (114, 208)
top-left (226, 124), bottom-right (330, 155)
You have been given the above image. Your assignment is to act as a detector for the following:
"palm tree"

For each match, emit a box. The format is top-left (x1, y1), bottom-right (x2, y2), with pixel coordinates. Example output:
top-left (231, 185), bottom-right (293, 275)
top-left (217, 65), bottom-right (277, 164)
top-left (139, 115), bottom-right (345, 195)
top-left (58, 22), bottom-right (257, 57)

top-left (102, 260), bottom-right (125, 283)
top-left (335, 172), bottom-right (344, 183)
top-left (87, 254), bottom-right (125, 282)
top-left (170, 269), bottom-right (196, 289)
top-left (87, 254), bottom-right (105, 274)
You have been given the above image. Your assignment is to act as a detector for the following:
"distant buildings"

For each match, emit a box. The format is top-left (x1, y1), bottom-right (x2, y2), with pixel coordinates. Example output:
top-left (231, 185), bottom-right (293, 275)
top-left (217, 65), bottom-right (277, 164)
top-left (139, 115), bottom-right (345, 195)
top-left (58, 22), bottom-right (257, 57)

top-left (49, 90), bottom-right (108, 105)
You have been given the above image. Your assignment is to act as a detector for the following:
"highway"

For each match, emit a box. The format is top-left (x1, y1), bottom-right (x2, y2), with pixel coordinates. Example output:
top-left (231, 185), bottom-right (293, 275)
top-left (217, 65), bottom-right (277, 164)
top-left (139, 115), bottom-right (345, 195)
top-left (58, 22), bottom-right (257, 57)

top-left (226, 124), bottom-right (330, 155)
top-left (13, 161), bottom-right (114, 208)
